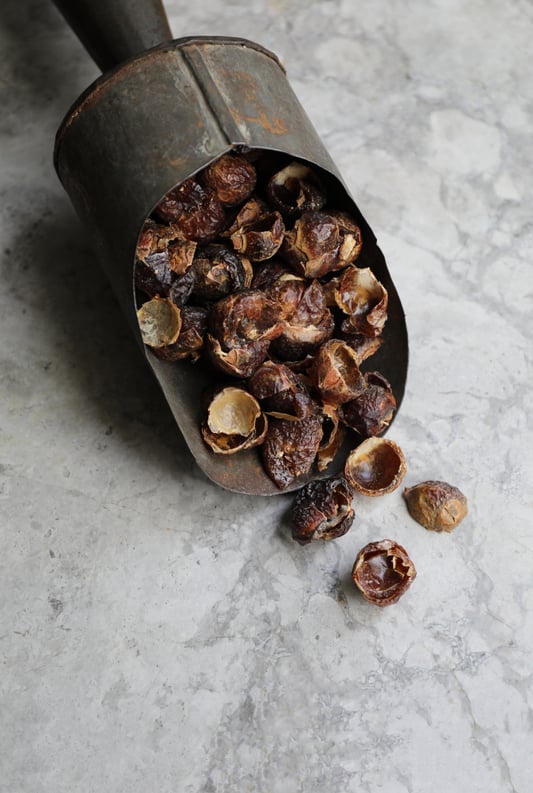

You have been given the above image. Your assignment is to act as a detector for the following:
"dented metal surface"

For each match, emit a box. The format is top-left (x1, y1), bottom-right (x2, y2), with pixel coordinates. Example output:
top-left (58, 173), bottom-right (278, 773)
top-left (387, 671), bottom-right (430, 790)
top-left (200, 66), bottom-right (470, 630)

top-left (53, 8), bottom-right (408, 495)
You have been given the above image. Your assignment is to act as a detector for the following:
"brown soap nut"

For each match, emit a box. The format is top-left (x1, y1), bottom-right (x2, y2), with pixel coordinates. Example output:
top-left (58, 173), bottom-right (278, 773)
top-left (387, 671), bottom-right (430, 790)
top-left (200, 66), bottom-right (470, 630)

top-left (167, 267), bottom-right (196, 307)
top-left (281, 210), bottom-right (362, 278)
top-left (267, 278), bottom-right (335, 361)
top-left (266, 161), bottom-right (326, 218)
top-left (135, 220), bottom-right (196, 298)
top-left (341, 371), bottom-right (396, 438)
top-left (202, 153), bottom-right (257, 207)
top-left (248, 361), bottom-right (317, 420)
top-left (225, 196), bottom-right (267, 234)
top-left (202, 386), bottom-right (267, 454)
top-left (339, 332), bottom-right (383, 365)
top-left (191, 244), bottom-right (250, 301)
top-left (250, 259), bottom-right (291, 290)
top-left (316, 402), bottom-right (346, 472)
top-left (229, 209), bottom-right (285, 262)
top-left (328, 211), bottom-right (363, 267)
top-left (334, 266), bottom-right (388, 337)
top-left (154, 178), bottom-right (225, 242)
top-left (291, 476), bottom-right (355, 545)
top-left (344, 437), bottom-right (406, 496)
top-left (136, 218), bottom-right (186, 259)
top-left (261, 414), bottom-right (323, 489)
top-left (352, 539), bottom-right (416, 606)
top-left (281, 210), bottom-right (340, 278)
top-left (164, 305), bottom-right (207, 363)
top-left (403, 480), bottom-right (468, 532)
top-left (135, 251), bottom-right (174, 299)
top-left (208, 290), bottom-right (282, 349)
top-left (206, 335), bottom-right (271, 379)
top-left (311, 339), bottom-right (366, 405)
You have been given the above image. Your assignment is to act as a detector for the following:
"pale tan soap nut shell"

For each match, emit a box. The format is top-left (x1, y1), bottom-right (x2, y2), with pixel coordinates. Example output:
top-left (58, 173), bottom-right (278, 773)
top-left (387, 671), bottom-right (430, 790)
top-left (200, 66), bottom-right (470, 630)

top-left (328, 210), bottom-right (363, 266)
top-left (202, 387), bottom-right (267, 454)
top-left (344, 437), bottom-right (406, 496)
top-left (137, 296), bottom-right (182, 349)
top-left (335, 266), bottom-right (388, 337)
top-left (403, 480), bottom-right (468, 532)
top-left (316, 402), bottom-right (346, 472)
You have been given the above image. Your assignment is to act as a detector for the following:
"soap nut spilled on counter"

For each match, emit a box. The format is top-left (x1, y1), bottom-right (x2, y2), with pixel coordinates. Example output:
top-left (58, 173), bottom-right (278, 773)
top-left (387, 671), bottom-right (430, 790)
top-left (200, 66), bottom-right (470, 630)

top-left (291, 475), bottom-right (355, 545)
top-left (352, 539), bottom-right (417, 606)
top-left (403, 480), bottom-right (468, 532)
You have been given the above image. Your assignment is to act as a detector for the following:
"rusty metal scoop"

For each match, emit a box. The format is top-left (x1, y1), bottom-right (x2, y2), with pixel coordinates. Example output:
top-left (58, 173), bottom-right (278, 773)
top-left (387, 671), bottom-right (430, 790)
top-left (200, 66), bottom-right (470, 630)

top-left (52, 0), bottom-right (408, 495)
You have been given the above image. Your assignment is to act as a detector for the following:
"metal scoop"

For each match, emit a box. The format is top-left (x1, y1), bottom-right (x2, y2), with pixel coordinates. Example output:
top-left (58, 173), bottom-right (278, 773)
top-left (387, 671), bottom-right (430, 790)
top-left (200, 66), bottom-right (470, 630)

top-left (52, 0), bottom-right (408, 495)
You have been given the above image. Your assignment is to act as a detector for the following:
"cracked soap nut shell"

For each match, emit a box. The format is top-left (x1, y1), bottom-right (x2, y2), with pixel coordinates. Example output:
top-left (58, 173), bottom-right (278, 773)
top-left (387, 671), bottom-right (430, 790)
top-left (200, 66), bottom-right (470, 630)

top-left (202, 387), bottom-right (267, 454)
top-left (266, 161), bottom-right (326, 218)
top-left (229, 209), bottom-right (285, 262)
top-left (191, 244), bottom-right (250, 301)
top-left (137, 296), bottom-right (182, 351)
top-left (403, 480), bottom-right (468, 532)
top-left (311, 339), bottom-right (366, 405)
top-left (344, 437), bottom-right (406, 496)
top-left (154, 178), bottom-right (225, 242)
top-left (248, 361), bottom-right (317, 420)
top-left (352, 539), bottom-right (416, 606)
top-left (335, 266), bottom-right (388, 337)
top-left (291, 476), bottom-right (355, 545)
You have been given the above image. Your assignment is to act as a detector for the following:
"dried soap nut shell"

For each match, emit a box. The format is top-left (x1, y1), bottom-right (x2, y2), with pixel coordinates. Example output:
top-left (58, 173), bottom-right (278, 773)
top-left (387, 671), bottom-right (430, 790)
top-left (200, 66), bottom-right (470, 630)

top-left (261, 414), bottom-right (323, 489)
top-left (327, 211), bottom-right (363, 267)
top-left (291, 476), bottom-right (355, 545)
top-left (154, 178), bottom-right (225, 242)
top-left (208, 290), bottom-right (282, 348)
top-left (311, 339), bottom-right (366, 405)
top-left (352, 539), bottom-right (416, 606)
top-left (191, 244), bottom-right (249, 301)
top-left (137, 296), bottom-right (182, 349)
top-left (247, 361), bottom-right (317, 420)
top-left (202, 387), bottom-right (267, 454)
top-left (230, 210), bottom-right (285, 262)
top-left (202, 153), bottom-right (257, 207)
top-left (341, 371), bottom-right (396, 438)
top-left (344, 437), bottom-right (406, 496)
top-left (403, 480), bottom-right (468, 532)
top-left (162, 305), bottom-right (207, 362)
top-left (224, 197), bottom-right (268, 236)
top-left (316, 402), bottom-right (346, 471)
top-left (266, 161), bottom-right (326, 218)
top-left (206, 334), bottom-right (271, 379)
top-left (335, 266), bottom-right (388, 337)
top-left (135, 221), bottom-right (195, 298)
top-left (281, 210), bottom-right (340, 278)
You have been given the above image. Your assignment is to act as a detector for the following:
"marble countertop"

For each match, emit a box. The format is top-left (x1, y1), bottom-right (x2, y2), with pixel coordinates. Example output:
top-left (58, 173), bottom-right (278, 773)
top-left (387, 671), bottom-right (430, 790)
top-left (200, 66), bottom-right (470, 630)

top-left (1, 1), bottom-right (532, 791)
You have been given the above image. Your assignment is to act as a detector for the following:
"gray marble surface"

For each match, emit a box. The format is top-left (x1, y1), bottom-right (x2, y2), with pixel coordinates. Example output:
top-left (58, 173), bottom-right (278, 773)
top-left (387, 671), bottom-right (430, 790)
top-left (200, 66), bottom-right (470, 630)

top-left (1, 1), bottom-right (532, 791)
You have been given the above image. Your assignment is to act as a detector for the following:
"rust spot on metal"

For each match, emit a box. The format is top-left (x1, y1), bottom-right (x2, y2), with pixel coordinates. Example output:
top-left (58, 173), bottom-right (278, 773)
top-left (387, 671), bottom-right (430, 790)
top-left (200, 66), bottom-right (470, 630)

top-left (233, 70), bottom-right (259, 102)
top-left (229, 106), bottom-right (288, 135)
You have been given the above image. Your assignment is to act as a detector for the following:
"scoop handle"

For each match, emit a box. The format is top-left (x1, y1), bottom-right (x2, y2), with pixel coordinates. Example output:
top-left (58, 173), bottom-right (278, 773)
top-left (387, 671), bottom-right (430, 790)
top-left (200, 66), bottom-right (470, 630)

top-left (52, 0), bottom-right (173, 72)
